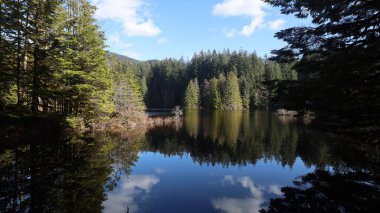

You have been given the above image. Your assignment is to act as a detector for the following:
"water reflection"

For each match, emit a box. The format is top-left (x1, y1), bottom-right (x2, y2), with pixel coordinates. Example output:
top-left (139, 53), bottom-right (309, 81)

top-left (146, 111), bottom-right (377, 170)
top-left (262, 170), bottom-right (380, 213)
top-left (103, 174), bottom-right (160, 213)
top-left (211, 176), bottom-right (266, 213)
top-left (0, 126), bottom-right (142, 213)
top-left (0, 111), bottom-right (378, 212)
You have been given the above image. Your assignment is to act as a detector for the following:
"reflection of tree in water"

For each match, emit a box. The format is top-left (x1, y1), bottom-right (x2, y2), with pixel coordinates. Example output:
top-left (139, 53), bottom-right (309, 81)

top-left (261, 169), bottom-right (380, 213)
top-left (0, 124), bottom-right (143, 212)
top-left (144, 110), bottom-right (378, 170)
top-left (184, 109), bottom-right (199, 138)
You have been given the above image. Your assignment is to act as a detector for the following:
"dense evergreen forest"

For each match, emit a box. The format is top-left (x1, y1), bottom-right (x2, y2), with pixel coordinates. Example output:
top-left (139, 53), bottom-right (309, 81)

top-left (1, 0), bottom-right (379, 137)
top-left (121, 50), bottom-right (297, 109)
top-left (0, 0), bottom-right (144, 126)
top-left (0, 0), bottom-right (295, 125)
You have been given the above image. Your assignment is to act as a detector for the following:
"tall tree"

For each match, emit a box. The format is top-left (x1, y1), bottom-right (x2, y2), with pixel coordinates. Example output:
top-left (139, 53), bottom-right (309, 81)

top-left (209, 77), bottom-right (222, 109)
top-left (222, 72), bottom-right (243, 110)
top-left (184, 78), bottom-right (200, 109)
top-left (265, 0), bottom-right (380, 133)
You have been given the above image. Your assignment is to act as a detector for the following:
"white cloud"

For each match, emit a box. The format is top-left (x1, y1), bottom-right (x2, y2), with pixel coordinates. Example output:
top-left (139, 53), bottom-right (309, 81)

top-left (154, 167), bottom-right (168, 174)
top-left (213, 0), bottom-right (287, 37)
top-left (212, 176), bottom-right (265, 213)
top-left (103, 175), bottom-right (160, 213)
top-left (212, 176), bottom-right (286, 213)
top-left (268, 184), bottom-right (283, 196)
top-left (213, 0), bottom-right (266, 37)
top-left (223, 175), bottom-right (235, 185)
top-left (240, 17), bottom-right (264, 36)
top-left (95, 0), bottom-right (161, 37)
top-left (268, 19), bottom-right (286, 30)
top-left (212, 0), bottom-right (266, 17)
top-left (157, 37), bottom-right (169, 45)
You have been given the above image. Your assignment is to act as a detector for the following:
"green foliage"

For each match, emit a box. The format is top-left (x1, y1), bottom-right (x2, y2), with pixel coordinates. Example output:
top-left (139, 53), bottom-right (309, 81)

top-left (184, 78), bottom-right (200, 109)
top-left (265, 0), bottom-right (380, 134)
top-left (0, 0), bottom-right (124, 125)
top-left (128, 49), bottom-right (293, 109)
top-left (209, 77), bottom-right (222, 109)
top-left (265, 61), bottom-right (283, 81)
top-left (221, 72), bottom-right (243, 110)
top-left (109, 56), bottom-right (145, 120)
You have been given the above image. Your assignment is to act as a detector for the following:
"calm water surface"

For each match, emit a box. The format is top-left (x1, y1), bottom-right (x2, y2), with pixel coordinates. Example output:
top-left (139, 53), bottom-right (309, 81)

top-left (1, 111), bottom-right (379, 212)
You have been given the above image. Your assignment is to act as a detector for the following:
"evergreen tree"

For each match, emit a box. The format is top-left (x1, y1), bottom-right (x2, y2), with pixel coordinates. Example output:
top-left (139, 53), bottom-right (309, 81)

top-left (265, 0), bottom-right (380, 133)
top-left (240, 76), bottom-right (251, 109)
top-left (209, 77), bottom-right (222, 109)
top-left (184, 78), bottom-right (200, 109)
top-left (201, 79), bottom-right (211, 108)
top-left (222, 72), bottom-right (243, 110)
top-left (265, 60), bottom-right (283, 81)
top-left (109, 56), bottom-right (145, 120)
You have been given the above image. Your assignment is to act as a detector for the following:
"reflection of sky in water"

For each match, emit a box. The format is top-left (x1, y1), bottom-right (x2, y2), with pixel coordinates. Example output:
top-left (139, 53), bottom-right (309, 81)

top-left (103, 152), bottom-right (314, 213)
top-left (103, 174), bottom-right (160, 212)
top-left (212, 176), bottom-right (283, 213)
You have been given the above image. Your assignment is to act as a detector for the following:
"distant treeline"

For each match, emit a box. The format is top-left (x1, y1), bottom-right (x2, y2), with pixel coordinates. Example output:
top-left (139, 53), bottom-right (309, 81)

top-left (123, 50), bottom-right (297, 109)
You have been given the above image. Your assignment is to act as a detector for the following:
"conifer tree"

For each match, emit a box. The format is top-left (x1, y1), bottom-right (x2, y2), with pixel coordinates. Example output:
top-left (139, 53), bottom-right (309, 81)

top-left (109, 56), bottom-right (145, 119)
top-left (222, 72), bottom-right (243, 110)
top-left (184, 78), bottom-right (200, 109)
top-left (209, 77), bottom-right (222, 109)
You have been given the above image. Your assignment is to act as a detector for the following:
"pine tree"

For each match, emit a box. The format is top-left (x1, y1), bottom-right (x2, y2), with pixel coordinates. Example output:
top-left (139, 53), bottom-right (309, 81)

top-left (57, 0), bottom-right (114, 120)
top-left (110, 56), bottom-right (145, 119)
top-left (209, 77), bottom-right (222, 109)
top-left (222, 72), bottom-right (243, 110)
top-left (201, 79), bottom-right (210, 108)
top-left (184, 78), bottom-right (200, 109)
top-left (240, 76), bottom-right (250, 109)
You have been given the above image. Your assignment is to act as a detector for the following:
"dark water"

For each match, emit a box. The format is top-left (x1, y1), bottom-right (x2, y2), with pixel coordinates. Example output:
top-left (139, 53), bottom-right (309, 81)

top-left (0, 111), bottom-right (379, 213)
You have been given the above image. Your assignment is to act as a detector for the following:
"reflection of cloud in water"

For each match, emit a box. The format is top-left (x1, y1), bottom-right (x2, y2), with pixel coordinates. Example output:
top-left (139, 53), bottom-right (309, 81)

top-left (268, 184), bottom-right (283, 196)
top-left (223, 175), bottom-right (235, 185)
top-left (155, 167), bottom-right (167, 174)
top-left (103, 175), bottom-right (159, 213)
top-left (213, 176), bottom-right (283, 213)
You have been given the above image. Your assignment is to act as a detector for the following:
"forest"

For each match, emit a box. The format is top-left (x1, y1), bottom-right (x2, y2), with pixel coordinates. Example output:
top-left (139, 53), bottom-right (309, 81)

top-left (122, 49), bottom-right (297, 109)
top-left (1, 0), bottom-right (379, 138)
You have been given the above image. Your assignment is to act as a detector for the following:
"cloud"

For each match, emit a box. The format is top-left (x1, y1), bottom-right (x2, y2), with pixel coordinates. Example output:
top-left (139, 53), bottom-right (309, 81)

top-left (213, 0), bottom-right (287, 37)
top-left (268, 184), bottom-right (283, 196)
top-left (157, 37), bottom-right (169, 45)
top-left (95, 0), bottom-right (161, 37)
top-left (240, 17), bottom-right (264, 36)
top-left (212, 0), bottom-right (266, 37)
top-left (212, 0), bottom-right (265, 17)
top-left (103, 175), bottom-right (160, 213)
top-left (268, 19), bottom-right (286, 30)
top-left (212, 176), bottom-right (265, 213)
top-left (213, 176), bottom-right (285, 213)
top-left (154, 167), bottom-right (168, 174)
top-left (223, 175), bottom-right (235, 185)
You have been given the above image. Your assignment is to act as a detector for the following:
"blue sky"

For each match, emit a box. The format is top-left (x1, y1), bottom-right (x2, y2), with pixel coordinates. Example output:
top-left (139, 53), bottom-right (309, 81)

top-left (91, 0), bottom-right (310, 61)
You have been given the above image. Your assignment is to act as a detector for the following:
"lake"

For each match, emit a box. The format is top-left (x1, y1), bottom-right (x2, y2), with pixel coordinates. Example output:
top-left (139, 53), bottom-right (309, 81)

top-left (0, 110), bottom-right (379, 212)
